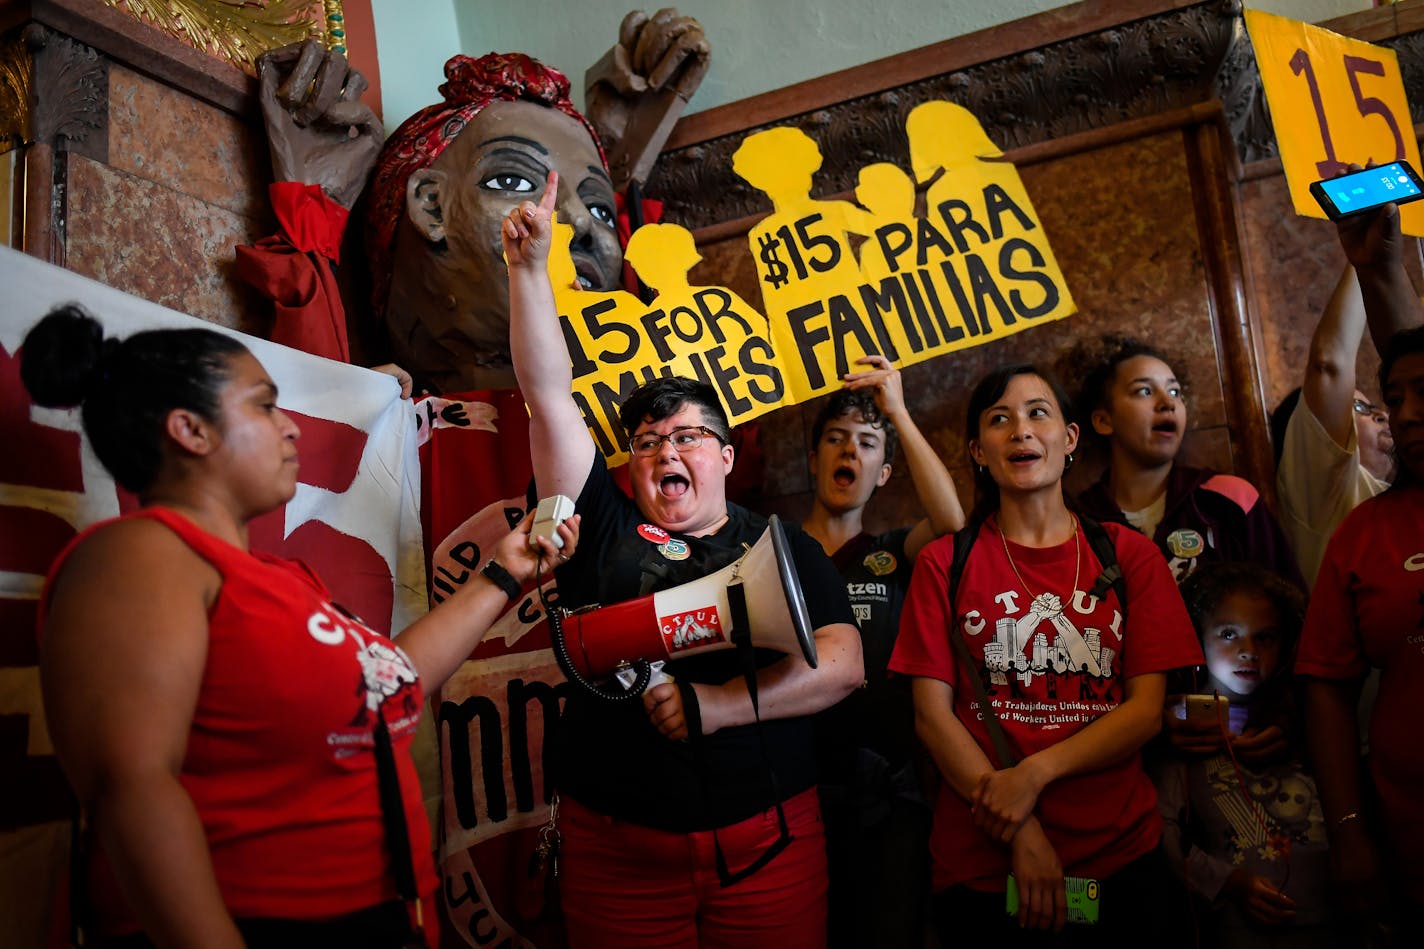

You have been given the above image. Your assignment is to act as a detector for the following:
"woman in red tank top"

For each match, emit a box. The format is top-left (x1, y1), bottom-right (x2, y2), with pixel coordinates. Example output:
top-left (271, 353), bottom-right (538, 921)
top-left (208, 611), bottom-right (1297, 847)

top-left (21, 304), bottom-right (576, 948)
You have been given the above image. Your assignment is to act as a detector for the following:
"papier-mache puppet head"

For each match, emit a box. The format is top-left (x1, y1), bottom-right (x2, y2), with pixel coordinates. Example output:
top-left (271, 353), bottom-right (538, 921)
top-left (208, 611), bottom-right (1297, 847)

top-left (367, 52), bottom-right (622, 392)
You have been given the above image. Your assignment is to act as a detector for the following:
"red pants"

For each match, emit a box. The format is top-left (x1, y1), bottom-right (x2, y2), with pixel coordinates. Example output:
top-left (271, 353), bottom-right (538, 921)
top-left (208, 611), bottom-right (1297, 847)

top-left (559, 788), bottom-right (828, 949)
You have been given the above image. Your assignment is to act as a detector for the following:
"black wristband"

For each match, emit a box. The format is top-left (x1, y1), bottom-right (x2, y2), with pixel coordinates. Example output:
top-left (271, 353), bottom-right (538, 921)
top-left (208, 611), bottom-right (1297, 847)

top-left (481, 559), bottom-right (522, 602)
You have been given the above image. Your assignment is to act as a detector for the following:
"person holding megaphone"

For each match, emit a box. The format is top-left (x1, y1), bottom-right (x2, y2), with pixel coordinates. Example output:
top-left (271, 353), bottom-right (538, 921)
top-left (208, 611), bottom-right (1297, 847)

top-left (504, 174), bottom-right (862, 948)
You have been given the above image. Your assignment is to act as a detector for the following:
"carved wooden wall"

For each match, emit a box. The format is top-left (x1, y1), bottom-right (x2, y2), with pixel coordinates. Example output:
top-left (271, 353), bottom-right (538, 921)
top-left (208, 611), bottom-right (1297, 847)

top-left (0, 0), bottom-right (380, 335)
top-left (647, 0), bottom-right (1424, 529)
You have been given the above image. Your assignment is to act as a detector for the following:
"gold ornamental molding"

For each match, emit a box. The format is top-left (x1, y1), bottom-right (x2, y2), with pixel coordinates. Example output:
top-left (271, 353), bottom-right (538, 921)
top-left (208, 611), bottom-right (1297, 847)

top-left (98, 0), bottom-right (346, 74)
top-left (0, 36), bottom-right (34, 153)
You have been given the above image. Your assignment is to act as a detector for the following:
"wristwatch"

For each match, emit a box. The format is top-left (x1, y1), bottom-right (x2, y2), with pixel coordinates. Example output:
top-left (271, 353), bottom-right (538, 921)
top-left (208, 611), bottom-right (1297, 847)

top-left (481, 559), bottom-right (522, 602)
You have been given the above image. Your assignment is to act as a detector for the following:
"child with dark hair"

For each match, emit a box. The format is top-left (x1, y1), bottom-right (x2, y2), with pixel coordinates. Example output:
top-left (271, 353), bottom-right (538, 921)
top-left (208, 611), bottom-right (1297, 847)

top-left (1156, 562), bottom-right (1343, 948)
top-left (1066, 334), bottom-right (1304, 590)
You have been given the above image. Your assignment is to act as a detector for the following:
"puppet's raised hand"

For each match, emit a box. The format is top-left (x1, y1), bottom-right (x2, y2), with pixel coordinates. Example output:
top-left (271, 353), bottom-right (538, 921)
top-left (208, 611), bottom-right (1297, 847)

top-left (609, 8), bottom-right (710, 98)
top-left (586, 8), bottom-right (710, 190)
top-left (259, 40), bottom-right (383, 209)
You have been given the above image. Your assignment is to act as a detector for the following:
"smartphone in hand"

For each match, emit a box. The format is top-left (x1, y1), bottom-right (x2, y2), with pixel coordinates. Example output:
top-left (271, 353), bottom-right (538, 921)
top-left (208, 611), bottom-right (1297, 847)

top-left (1182, 693), bottom-right (1230, 729)
top-left (1310, 160), bottom-right (1424, 219)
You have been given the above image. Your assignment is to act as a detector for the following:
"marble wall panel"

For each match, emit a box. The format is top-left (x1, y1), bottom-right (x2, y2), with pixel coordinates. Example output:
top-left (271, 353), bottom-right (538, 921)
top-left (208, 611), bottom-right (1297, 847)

top-left (65, 154), bottom-right (268, 333)
top-left (106, 65), bottom-right (266, 221)
top-left (695, 129), bottom-right (1232, 529)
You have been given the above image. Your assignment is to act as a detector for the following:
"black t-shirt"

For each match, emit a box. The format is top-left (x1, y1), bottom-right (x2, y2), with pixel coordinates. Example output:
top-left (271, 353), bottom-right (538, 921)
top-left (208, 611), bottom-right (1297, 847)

top-left (551, 456), bottom-right (855, 832)
top-left (816, 528), bottom-right (919, 787)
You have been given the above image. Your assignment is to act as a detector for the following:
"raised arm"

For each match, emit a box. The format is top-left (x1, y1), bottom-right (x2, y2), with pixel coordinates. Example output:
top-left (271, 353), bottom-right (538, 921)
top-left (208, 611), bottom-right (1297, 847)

top-left (843, 355), bottom-right (964, 558)
top-left (504, 171), bottom-right (598, 500)
top-left (258, 40), bottom-right (383, 209)
top-left (1336, 196), bottom-right (1424, 349)
top-left (41, 522), bottom-right (243, 948)
top-left (584, 8), bottom-right (710, 190)
top-left (1304, 266), bottom-right (1367, 449)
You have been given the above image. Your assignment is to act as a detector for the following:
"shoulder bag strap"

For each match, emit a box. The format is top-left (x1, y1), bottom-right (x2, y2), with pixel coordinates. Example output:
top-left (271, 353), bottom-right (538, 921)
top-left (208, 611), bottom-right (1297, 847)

top-left (1079, 515), bottom-right (1127, 627)
top-left (947, 518), bottom-right (1017, 769)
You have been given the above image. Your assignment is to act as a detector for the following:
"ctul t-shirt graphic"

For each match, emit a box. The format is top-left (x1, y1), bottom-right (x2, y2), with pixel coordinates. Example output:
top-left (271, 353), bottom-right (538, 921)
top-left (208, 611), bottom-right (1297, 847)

top-left (305, 600), bottom-right (422, 759)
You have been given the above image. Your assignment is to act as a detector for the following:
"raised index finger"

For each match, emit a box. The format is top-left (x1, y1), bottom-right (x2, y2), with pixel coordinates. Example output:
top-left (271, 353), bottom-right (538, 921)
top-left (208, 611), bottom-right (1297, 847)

top-left (537, 171), bottom-right (559, 215)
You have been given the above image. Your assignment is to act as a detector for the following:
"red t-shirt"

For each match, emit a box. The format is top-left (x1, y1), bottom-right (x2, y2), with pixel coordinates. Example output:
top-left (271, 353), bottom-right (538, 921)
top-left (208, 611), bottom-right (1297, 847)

top-left (888, 517), bottom-right (1201, 891)
top-left (1297, 484), bottom-right (1424, 900)
top-left (41, 507), bottom-right (435, 925)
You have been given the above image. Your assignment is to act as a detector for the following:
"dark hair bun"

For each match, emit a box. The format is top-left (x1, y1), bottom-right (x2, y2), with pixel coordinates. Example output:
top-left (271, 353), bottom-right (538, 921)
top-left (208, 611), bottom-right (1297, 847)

top-left (20, 303), bottom-right (111, 408)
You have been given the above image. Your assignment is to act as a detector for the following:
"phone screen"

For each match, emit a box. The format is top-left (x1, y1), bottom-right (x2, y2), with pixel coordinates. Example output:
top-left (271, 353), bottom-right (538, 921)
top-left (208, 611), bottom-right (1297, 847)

top-left (1321, 162), bottom-right (1421, 214)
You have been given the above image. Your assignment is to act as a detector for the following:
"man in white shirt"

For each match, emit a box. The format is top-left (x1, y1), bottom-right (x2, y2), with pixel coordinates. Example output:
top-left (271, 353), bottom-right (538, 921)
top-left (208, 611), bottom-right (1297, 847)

top-left (1273, 265), bottom-right (1394, 587)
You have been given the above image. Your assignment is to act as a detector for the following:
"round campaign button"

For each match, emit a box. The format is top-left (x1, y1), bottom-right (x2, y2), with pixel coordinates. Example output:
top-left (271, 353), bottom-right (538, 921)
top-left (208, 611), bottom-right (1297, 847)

top-left (1166, 528), bottom-right (1204, 559)
top-left (638, 523), bottom-right (670, 544)
top-left (863, 550), bottom-right (897, 577)
top-left (658, 539), bottom-right (691, 561)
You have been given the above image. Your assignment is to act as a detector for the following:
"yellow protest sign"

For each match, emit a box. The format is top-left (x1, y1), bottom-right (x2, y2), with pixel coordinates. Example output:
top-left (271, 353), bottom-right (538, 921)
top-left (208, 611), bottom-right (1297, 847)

top-left (1246, 8), bottom-right (1424, 235)
top-left (552, 221), bottom-right (784, 467)
top-left (549, 101), bottom-right (1076, 463)
top-left (736, 101), bottom-right (1075, 404)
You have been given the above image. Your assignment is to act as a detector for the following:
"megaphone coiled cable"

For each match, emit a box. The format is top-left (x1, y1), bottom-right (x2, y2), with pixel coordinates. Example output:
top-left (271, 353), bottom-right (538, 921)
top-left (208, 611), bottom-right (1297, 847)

top-left (536, 560), bottom-right (653, 701)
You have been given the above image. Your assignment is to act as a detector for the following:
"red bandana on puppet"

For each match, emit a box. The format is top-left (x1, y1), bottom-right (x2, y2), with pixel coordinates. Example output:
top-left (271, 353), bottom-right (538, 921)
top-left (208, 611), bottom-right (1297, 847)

top-left (365, 52), bottom-right (607, 323)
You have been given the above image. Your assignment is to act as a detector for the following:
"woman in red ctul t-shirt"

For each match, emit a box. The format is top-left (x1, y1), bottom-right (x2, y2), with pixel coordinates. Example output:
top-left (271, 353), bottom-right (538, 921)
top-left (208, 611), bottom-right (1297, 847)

top-left (20, 305), bottom-right (576, 948)
top-left (889, 363), bottom-right (1201, 944)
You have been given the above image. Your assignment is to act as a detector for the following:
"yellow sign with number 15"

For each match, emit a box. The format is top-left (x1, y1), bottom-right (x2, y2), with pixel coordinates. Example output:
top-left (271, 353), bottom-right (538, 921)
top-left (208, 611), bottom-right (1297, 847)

top-left (1246, 8), bottom-right (1424, 236)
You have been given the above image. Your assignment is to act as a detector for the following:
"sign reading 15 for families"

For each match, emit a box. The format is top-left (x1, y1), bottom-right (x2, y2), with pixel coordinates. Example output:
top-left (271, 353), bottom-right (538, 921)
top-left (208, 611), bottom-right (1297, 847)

top-left (1247, 8), bottom-right (1424, 236)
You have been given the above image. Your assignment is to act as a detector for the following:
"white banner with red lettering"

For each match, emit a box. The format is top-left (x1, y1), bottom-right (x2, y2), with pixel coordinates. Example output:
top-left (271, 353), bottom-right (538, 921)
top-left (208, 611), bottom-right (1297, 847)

top-left (0, 246), bottom-right (425, 945)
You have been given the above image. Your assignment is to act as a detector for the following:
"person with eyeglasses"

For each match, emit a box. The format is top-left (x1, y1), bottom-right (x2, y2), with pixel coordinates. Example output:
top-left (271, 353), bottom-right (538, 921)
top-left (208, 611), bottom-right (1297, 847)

top-left (502, 176), bottom-right (863, 948)
top-left (1270, 264), bottom-right (1399, 588)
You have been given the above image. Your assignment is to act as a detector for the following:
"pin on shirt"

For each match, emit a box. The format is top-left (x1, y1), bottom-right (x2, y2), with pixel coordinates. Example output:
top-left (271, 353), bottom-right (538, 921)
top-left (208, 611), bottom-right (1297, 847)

top-left (658, 539), bottom-right (691, 561)
top-left (638, 523), bottom-right (670, 544)
top-left (1166, 528), bottom-right (1204, 560)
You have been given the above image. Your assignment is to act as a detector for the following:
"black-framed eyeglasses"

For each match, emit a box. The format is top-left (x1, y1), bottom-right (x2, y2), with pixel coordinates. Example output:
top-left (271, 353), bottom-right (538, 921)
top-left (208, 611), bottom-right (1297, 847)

top-left (1352, 398), bottom-right (1387, 420)
top-left (629, 425), bottom-right (723, 457)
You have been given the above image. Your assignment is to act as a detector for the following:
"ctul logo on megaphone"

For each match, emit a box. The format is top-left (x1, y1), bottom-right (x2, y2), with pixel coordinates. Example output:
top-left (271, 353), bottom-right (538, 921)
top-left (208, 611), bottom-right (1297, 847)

top-left (661, 607), bottom-right (727, 653)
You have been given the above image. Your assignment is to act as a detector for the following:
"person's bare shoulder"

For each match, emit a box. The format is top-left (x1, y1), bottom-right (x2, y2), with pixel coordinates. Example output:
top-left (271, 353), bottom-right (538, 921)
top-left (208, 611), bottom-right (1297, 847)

top-left (48, 516), bottom-right (219, 613)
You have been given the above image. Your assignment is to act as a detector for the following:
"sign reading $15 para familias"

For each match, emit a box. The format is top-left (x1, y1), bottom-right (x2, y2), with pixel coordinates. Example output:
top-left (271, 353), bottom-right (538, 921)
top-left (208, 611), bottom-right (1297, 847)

top-left (552, 100), bottom-right (1076, 465)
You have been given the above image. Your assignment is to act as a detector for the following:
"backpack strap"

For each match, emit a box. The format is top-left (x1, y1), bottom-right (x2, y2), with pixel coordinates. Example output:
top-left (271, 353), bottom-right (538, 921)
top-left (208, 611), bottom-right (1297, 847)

top-left (1079, 515), bottom-right (1127, 629)
top-left (946, 515), bottom-right (1017, 768)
